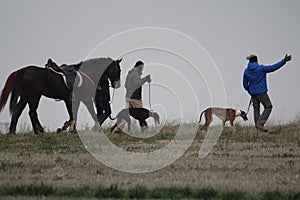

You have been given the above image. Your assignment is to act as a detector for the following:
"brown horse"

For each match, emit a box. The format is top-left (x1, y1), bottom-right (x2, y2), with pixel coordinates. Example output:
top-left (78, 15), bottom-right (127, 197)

top-left (0, 57), bottom-right (122, 135)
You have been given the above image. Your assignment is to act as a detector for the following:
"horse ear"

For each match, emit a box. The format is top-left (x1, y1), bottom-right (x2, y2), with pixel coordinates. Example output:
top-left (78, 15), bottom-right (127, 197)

top-left (117, 58), bottom-right (123, 63)
top-left (75, 62), bottom-right (82, 70)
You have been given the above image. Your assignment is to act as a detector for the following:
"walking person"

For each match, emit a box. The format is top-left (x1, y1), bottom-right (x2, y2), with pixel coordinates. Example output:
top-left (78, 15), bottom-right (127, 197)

top-left (112, 60), bottom-right (151, 133)
top-left (94, 73), bottom-right (111, 129)
top-left (243, 54), bottom-right (292, 132)
top-left (125, 60), bottom-right (151, 108)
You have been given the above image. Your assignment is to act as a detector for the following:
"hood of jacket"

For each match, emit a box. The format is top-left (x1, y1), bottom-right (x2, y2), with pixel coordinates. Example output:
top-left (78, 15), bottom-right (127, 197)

top-left (247, 62), bottom-right (259, 71)
top-left (243, 62), bottom-right (267, 95)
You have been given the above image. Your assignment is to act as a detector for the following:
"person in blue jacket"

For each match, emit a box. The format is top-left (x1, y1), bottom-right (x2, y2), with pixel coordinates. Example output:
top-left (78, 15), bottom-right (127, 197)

top-left (243, 54), bottom-right (292, 132)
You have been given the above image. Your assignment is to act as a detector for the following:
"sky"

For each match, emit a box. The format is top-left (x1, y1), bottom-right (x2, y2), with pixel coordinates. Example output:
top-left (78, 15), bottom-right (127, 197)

top-left (0, 0), bottom-right (299, 131)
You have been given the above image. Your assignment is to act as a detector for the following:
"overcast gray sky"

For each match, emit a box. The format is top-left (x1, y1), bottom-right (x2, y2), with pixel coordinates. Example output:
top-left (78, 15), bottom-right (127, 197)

top-left (0, 0), bottom-right (299, 131)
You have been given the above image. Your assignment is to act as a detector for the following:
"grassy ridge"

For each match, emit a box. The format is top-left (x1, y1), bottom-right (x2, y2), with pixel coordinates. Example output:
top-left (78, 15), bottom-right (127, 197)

top-left (0, 122), bottom-right (299, 199)
top-left (0, 121), bottom-right (299, 153)
top-left (0, 184), bottom-right (299, 199)
top-left (0, 132), bottom-right (85, 153)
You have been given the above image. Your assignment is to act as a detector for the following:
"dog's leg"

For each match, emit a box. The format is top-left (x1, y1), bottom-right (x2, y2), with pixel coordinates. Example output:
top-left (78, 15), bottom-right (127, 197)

top-left (125, 117), bottom-right (131, 132)
top-left (110, 123), bottom-right (118, 133)
top-left (230, 119), bottom-right (236, 134)
top-left (138, 120), bottom-right (144, 132)
top-left (111, 117), bottom-right (123, 134)
top-left (201, 112), bottom-right (211, 131)
top-left (143, 121), bottom-right (148, 132)
top-left (139, 120), bottom-right (148, 132)
top-left (222, 120), bottom-right (226, 128)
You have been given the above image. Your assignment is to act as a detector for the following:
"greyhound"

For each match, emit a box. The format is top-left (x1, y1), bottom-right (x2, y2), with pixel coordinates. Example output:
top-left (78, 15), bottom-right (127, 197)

top-left (198, 107), bottom-right (248, 131)
top-left (110, 108), bottom-right (160, 133)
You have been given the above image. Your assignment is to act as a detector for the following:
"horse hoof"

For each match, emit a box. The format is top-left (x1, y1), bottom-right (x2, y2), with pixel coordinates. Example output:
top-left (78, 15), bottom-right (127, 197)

top-left (8, 131), bottom-right (16, 135)
top-left (38, 127), bottom-right (45, 133)
top-left (56, 128), bottom-right (62, 133)
top-left (71, 130), bottom-right (77, 134)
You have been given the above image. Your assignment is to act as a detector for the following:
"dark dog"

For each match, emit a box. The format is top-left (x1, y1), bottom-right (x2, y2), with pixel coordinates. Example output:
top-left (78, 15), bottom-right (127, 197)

top-left (110, 108), bottom-right (160, 133)
top-left (199, 107), bottom-right (248, 131)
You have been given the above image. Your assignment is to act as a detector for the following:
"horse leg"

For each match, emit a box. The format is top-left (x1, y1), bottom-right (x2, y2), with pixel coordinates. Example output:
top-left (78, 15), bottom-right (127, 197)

top-left (56, 121), bottom-right (70, 133)
top-left (65, 100), bottom-right (76, 134)
top-left (57, 99), bottom-right (79, 133)
top-left (72, 99), bottom-right (80, 122)
top-left (56, 99), bottom-right (77, 133)
top-left (84, 99), bottom-right (99, 129)
top-left (9, 97), bottom-right (27, 135)
top-left (28, 96), bottom-right (43, 134)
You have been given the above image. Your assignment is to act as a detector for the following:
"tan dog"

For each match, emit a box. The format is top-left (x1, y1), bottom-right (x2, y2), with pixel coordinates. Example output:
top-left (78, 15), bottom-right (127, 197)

top-left (198, 107), bottom-right (248, 131)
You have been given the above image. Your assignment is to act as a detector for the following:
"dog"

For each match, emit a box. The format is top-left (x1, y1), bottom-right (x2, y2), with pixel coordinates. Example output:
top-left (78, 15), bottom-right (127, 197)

top-left (110, 108), bottom-right (160, 133)
top-left (198, 107), bottom-right (248, 131)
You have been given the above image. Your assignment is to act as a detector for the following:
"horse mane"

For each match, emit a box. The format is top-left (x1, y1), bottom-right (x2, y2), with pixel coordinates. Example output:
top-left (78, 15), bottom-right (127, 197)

top-left (81, 57), bottom-right (114, 68)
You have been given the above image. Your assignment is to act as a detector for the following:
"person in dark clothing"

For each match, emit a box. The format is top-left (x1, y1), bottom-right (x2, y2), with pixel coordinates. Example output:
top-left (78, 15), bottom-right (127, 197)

top-left (111, 60), bottom-right (151, 133)
top-left (125, 60), bottom-right (151, 108)
top-left (95, 73), bottom-right (111, 127)
top-left (243, 54), bottom-right (292, 132)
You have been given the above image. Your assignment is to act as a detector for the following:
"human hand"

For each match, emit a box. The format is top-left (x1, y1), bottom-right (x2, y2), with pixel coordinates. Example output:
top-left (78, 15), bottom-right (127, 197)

top-left (284, 54), bottom-right (292, 63)
top-left (146, 75), bottom-right (151, 83)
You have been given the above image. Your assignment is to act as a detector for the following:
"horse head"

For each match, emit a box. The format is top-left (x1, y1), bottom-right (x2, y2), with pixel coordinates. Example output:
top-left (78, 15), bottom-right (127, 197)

top-left (106, 58), bottom-right (122, 89)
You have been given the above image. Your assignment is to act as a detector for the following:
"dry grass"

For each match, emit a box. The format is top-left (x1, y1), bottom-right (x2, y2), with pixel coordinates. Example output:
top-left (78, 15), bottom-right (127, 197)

top-left (0, 121), bottom-right (299, 199)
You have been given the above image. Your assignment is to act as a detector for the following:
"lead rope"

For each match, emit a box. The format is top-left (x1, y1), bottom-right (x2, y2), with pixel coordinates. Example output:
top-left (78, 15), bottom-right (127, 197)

top-left (110, 87), bottom-right (115, 105)
top-left (246, 98), bottom-right (252, 114)
top-left (109, 87), bottom-right (116, 120)
top-left (148, 82), bottom-right (153, 111)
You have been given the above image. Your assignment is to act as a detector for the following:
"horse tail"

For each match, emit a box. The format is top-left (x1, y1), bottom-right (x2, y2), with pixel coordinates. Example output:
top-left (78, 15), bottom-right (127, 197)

top-left (198, 110), bottom-right (205, 124)
top-left (9, 70), bottom-right (25, 114)
top-left (0, 71), bottom-right (17, 113)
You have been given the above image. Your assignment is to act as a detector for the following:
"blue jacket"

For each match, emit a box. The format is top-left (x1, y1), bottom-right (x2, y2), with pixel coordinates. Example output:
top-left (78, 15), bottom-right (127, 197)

top-left (243, 59), bottom-right (286, 95)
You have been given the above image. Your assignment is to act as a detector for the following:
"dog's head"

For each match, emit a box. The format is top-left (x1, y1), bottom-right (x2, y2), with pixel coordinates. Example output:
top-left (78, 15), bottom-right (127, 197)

top-left (150, 112), bottom-right (160, 125)
top-left (240, 110), bottom-right (248, 121)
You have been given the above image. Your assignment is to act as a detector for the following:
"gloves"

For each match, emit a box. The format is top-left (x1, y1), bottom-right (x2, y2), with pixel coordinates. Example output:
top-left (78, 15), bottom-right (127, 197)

top-left (145, 75), bottom-right (151, 83)
top-left (284, 54), bottom-right (292, 63)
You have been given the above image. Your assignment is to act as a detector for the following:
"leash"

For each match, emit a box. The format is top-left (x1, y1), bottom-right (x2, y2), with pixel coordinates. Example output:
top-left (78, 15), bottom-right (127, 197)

top-left (148, 82), bottom-right (154, 111)
top-left (246, 98), bottom-right (252, 114)
top-left (108, 86), bottom-right (116, 120)
top-left (110, 87), bottom-right (115, 105)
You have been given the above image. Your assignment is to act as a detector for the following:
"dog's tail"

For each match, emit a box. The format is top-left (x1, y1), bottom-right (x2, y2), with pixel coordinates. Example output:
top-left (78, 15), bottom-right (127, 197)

top-left (198, 111), bottom-right (205, 124)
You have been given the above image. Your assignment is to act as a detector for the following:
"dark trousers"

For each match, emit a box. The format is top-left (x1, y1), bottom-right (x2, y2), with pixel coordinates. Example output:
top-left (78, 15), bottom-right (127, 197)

top-left (95, 100), bottom-right (111, 126)
top-left (252, 93), bottom-right (273, 127)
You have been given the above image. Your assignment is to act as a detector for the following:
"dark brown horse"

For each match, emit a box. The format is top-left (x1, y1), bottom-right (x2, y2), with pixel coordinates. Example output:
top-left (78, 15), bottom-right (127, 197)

top-left (0, 57), bottom-right (121, 135)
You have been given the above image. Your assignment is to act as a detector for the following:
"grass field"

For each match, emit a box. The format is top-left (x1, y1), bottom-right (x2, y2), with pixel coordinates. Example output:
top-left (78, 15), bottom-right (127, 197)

top-left (0, 122), bottom-right (299, 199)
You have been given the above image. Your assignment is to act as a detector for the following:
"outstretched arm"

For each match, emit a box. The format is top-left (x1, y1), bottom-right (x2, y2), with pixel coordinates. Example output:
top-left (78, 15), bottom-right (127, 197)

top-left (262, 54), bottom-right (292, 73)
